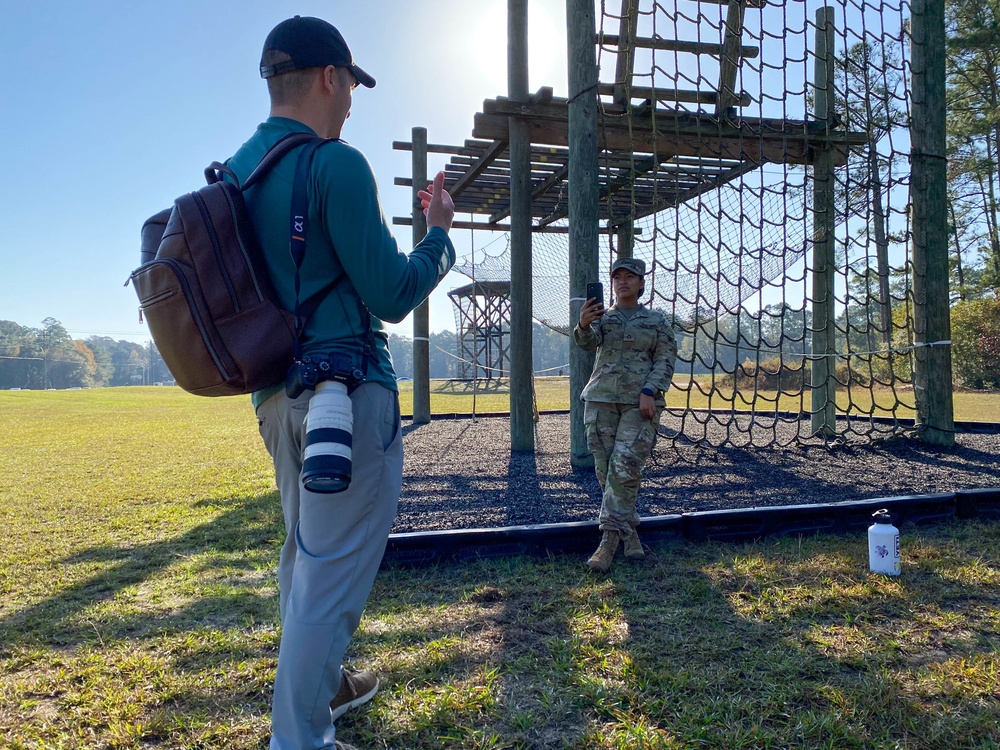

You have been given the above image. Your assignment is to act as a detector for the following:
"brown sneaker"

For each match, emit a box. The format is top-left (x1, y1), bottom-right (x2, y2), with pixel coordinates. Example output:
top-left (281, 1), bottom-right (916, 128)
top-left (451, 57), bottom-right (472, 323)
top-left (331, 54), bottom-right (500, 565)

top-left (330, 669), bottom-right (379, 721)
top-left (586, 531), bottom-right (620, 572)
top-left (623, 529), bottom-right (645, 560)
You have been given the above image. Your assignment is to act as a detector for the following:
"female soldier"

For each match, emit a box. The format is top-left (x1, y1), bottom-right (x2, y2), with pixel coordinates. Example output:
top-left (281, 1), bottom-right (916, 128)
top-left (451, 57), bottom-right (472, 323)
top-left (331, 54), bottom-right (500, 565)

top-left (573, 258), bottom-right (677, 572)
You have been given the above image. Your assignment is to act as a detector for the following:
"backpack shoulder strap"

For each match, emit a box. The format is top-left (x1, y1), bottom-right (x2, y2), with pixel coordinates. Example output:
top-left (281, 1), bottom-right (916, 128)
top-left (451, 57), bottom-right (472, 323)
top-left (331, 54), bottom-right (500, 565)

top-left (203, 131), bottom-right (319, 188)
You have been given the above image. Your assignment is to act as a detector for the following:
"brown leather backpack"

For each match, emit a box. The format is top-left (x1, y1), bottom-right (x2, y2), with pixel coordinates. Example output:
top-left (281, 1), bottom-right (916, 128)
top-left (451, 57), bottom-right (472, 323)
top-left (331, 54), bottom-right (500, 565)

top-left (129, 133), bottom-right (320, 396)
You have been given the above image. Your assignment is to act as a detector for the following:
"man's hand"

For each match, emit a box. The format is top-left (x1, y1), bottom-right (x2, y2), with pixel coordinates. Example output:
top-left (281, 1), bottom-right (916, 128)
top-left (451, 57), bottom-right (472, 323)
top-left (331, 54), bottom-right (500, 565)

top-left (639, 392), bottom-right (656, 420)
top-left (419, 171), bottom-right (455, 234)
top-left (578, 297), bottom-right (605, 331)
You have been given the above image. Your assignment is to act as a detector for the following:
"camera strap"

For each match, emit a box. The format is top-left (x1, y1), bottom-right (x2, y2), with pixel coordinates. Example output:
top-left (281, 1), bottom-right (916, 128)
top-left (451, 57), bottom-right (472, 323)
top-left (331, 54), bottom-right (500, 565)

top-left (289, 138), bottom-right (377, 378)
top-left (289, 138), bottom-right (341, 362)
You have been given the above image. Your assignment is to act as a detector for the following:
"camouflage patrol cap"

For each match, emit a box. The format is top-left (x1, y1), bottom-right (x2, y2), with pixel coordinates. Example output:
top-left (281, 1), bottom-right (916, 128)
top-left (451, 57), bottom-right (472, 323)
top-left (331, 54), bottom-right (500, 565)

top-left (610, 257), bottom-right (646, 277)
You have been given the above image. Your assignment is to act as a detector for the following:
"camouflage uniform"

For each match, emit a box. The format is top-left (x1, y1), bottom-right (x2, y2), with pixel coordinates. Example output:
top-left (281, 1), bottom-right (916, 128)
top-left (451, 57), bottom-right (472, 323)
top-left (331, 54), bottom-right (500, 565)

top-left (573, 305), bottom-right (677, 535)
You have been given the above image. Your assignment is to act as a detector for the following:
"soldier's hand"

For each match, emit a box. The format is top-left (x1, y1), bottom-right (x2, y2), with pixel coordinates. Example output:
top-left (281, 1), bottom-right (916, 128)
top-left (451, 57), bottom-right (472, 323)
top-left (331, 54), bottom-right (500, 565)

top-left (579, 297), bottom-right (605, 331)
top-left (639, 392), bottom-right (656, 420)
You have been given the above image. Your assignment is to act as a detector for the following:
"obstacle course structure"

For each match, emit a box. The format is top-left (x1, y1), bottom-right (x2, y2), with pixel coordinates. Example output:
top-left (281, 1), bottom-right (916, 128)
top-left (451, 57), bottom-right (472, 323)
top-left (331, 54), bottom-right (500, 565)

top-left (394, 0), bottom-right (953, 454)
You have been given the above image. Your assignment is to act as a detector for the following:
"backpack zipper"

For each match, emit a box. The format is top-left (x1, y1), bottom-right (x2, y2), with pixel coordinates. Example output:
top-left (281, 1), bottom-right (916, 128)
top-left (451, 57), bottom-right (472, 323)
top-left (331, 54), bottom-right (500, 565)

top-left (133, 259), bottom-right (232, 382)
top-left (192, 191), bottom-right (241, 314)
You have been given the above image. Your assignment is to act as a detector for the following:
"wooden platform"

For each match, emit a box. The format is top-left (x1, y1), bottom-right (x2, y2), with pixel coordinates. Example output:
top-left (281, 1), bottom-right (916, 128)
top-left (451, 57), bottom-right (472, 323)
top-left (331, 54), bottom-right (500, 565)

top-left (394, 92), bottom-right (867, 229)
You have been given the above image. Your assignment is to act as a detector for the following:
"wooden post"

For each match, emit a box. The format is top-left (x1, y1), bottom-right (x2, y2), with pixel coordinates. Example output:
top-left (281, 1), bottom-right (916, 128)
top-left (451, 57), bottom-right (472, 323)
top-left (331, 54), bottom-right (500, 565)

top-left (567, 0), bottom-right (600, 468)
top-left (509, 0), bottom-right (534, 451)
top-left (910, 0), bottom-right (955, 446)
top-left (612, 0), bottom-right (637, 279)
top-left (411, 127), bottom-right (431, 424)
top-left (810, 7), bottom-right (837, 438)
top-left (612, 0), bottom-right (639, 107)
top-left (616, 225), bottom-right (635, 259)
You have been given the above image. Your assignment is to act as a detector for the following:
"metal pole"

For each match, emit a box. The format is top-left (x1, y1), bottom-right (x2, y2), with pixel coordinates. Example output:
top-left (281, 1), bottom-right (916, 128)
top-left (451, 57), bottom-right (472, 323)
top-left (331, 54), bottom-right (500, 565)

top-left (810, 7), bottom-right (837, 437)
top-left (910, 0), bottom-right (955, 446)
top-left (411, 127), bottom-right (431, 424)
top-left (567, 0), bottom-right (600, 468)
top-left (509, 0), bottom-right (534, 451)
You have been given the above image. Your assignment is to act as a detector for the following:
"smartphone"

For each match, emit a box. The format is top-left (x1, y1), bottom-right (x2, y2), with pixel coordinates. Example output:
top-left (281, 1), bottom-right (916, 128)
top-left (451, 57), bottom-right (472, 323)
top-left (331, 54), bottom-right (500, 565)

top-left (586, 282), bottom-right (604, 309)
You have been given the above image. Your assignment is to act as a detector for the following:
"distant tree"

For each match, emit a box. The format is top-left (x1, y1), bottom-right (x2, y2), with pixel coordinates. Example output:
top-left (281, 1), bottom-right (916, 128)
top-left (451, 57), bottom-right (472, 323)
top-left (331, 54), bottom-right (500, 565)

top-left (39, 317), bottom-right (72, 352)
top-left (951, 296), bottom-right (1000, 388)
top-left (0, 320), bottom-right (32, 388)
top-left (84, 336), bottom-right (117, 385)
top-left (947, 188), bottom-right (990, 300)
top-left (46, 340), bottom-right (99, 389)
top-left (385, 333), bottom-right (414, 379)
top-left (532, 322), bottom-right (569, 375)
top-left (428, 331), bottom-right (458, 378)
top-left (946, 0), bottom-right (1000, 293)
top-left (830, 39), bottom-right (908, 344)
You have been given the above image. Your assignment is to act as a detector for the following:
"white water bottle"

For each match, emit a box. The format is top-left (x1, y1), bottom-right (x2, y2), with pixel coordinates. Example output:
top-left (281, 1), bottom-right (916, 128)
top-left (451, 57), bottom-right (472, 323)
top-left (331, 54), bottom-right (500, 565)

top-left (868, 509), bottom-right (901, 576)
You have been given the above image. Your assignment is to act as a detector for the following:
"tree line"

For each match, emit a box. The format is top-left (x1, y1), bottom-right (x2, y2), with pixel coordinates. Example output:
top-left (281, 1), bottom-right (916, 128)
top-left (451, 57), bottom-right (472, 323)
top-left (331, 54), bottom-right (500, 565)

top-left (0, 318), bottom-right (173, 390)
top-left (0, 318), bottom-right (573, 390)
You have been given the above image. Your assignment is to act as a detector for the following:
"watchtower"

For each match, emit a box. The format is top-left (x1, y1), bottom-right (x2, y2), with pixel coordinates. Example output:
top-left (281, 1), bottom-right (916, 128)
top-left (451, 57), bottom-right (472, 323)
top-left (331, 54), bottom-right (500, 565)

top-left (448, 280), bottom-right (511, 381)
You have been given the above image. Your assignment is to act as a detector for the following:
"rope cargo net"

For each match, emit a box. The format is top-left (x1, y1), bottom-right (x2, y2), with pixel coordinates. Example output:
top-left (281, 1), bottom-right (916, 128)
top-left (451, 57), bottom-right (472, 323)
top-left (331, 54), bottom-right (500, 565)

top-left (451, 0), bottom-right (936, 448)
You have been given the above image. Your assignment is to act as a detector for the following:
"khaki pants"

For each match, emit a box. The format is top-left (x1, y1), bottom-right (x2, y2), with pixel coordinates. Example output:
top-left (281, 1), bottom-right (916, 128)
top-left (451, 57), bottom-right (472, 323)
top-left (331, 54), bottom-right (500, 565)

top-left (256, 382), bottom-right (401, 749)
top-left (584, 400), bottom-right (661, 534)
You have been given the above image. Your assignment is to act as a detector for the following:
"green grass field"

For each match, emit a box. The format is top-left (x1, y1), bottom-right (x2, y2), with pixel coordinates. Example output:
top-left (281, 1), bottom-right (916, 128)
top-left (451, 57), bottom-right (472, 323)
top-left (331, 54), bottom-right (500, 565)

top-left (1, 388), bottom-right (998, 748)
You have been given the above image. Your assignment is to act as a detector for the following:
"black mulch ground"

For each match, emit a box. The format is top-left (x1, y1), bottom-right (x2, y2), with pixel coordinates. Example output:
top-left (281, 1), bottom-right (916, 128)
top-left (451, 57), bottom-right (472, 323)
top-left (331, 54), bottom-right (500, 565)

top-left (394, 413), bottom-right (1000, 533)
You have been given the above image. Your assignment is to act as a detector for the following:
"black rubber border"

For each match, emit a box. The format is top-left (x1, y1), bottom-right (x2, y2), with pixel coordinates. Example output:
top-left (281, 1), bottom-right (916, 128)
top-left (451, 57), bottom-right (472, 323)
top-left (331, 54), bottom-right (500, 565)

top-left (382, 488), bottom-right (1000, 568)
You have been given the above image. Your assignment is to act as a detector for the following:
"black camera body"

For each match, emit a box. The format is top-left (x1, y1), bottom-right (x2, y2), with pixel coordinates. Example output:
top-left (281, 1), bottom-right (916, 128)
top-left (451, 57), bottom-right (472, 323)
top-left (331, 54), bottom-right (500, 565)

top-left (285, 353), bottom-right (364, 399)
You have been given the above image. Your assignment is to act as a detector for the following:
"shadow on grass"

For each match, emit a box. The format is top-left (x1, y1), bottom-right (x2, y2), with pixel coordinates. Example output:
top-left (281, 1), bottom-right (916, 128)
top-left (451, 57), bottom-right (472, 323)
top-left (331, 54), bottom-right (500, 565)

top-left (0, 491), bottom-right (284, 648)
top-left (343, 524), bottom-right (1000, 749)
top-left (432, 379), bottom-right (511, 395)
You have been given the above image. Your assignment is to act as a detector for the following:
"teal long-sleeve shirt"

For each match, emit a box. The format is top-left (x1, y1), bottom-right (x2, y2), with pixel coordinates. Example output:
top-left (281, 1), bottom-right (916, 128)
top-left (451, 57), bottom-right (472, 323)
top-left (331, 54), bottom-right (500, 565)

top-left (226, 118), bottom-right (456, 408)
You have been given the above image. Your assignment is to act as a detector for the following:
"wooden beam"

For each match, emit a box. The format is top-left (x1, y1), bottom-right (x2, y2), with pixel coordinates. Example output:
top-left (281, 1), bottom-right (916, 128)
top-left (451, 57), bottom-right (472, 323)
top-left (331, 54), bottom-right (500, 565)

top-left (599, 33), bottom-right (759, 59)
top-left (716, 0), bottom-right (747, 115)
top-left (596, 83), bottom-right (752, 106)
top-left (392, 141), bottom-right (476, 155)
top-left (447, 139), bottom-right (507, 200)
top-left (477, 99), bottom-right (868, 161)
top-left (392, 217), bottom-right (572, 233)
top-left (614, 159), bottom-right (764, 225)
top-left (612, 0), bottom-right (640, 106)
top-left (473, 110), bottom-right (867, 165)
top-left (698, 0), bottom-right (764, 6)
top-left (490, 162), bottom-right (570, 223)
top-left (540, 154), bottom-right (660, 225)
top-left (529, 86), bottom-right (554, 104)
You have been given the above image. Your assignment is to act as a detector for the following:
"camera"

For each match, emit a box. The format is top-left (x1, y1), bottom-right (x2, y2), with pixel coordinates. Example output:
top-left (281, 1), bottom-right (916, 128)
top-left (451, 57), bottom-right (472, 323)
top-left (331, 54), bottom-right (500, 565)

top-left (286, 354), bottom-right (364, 494)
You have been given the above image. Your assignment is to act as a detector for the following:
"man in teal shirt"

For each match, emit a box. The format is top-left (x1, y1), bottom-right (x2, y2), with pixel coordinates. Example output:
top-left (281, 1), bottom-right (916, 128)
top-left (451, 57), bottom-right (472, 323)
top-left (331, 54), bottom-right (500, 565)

top-left (226, 16), bottom-right (456, 750)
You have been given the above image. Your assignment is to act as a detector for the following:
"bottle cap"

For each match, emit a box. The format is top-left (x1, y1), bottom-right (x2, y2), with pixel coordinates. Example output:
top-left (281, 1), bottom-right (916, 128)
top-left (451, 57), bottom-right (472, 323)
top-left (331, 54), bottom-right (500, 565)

top-left (872, 508), bottom-right (892, 524)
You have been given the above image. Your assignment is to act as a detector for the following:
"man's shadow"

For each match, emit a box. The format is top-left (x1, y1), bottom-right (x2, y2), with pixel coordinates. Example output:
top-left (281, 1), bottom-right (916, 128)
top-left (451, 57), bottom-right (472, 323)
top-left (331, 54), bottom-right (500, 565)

top-left (1, 491), bottom-right (284, 649)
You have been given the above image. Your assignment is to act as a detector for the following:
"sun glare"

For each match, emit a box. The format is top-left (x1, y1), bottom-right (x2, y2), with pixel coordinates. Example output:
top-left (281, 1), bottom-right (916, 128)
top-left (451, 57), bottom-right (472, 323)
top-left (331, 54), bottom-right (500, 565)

top-left (466, 1), bottom-right (568, 95)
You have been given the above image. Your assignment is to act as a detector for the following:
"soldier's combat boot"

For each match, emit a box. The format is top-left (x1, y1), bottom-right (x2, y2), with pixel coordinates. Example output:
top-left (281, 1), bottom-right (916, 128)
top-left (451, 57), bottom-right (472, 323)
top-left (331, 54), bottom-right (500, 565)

top-left (624, 529), bottom-right (645, 560)
top-left (587, 531), bottom-right (620, 572)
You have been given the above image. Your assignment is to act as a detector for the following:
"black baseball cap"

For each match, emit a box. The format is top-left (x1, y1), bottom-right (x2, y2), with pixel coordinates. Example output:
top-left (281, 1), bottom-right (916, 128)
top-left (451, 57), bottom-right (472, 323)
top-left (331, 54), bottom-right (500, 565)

top-left (259, 16), bottom-right (376, 88)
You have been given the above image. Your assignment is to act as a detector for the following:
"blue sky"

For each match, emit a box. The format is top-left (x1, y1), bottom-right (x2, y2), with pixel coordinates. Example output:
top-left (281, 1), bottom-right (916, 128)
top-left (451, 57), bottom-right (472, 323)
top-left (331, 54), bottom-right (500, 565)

top-left (0, 1), bottom-right (569, 344)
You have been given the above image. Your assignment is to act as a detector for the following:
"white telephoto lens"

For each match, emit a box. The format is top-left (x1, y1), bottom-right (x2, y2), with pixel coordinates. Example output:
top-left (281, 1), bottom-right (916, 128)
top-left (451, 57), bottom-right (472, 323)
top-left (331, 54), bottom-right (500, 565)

top-left (302, 380), bottom-right (353, 493)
